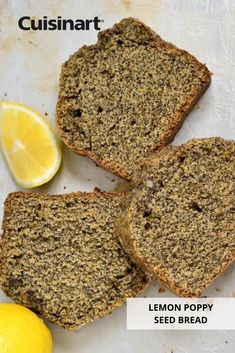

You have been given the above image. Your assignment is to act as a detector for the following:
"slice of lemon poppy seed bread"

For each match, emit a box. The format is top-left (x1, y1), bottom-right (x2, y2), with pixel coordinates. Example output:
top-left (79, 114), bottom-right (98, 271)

top-left (117, 138), bottom-right (235, 297)
top-left (56, 17), bottom-right (211, 180)
top-left (0, 191), bottom-right (150, 329)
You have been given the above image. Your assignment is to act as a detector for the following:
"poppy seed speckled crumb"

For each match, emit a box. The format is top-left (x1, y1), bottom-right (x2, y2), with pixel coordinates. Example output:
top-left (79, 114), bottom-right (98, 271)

top-left (56, 17), bottom-right (211, 180)
top-left (117, 137), bottom-right (235, 297)
top-left (0, 191), bottom-right (150, 330)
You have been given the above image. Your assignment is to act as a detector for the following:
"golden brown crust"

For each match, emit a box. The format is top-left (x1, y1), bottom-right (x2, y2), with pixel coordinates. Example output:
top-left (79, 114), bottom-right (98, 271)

top-left (117, 138), bottom-right (235, 297)
top-left (56, 17), bottom-right (211, 181)
top-left (0, 191), bottom-right (150, 330)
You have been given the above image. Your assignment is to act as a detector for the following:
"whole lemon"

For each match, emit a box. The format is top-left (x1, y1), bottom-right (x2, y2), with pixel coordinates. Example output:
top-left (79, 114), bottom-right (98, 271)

top-left (0, 303), bottom-right (53, 353)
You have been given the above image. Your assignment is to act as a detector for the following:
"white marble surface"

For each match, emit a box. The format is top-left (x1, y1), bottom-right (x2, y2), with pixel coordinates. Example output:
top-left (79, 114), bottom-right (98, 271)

top-left (0, 1), bottom-right (235, 352)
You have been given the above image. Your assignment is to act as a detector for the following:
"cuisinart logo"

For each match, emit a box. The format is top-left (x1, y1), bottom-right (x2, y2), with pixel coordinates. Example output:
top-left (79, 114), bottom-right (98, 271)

top-left (18, 16), bottom-right (104, 31)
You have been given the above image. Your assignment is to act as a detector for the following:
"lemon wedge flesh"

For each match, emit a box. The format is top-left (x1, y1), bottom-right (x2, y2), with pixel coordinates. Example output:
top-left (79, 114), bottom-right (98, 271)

top-left (0, 101), bottom-right (61, 188)
top-left (0, 303), bottom-right (53, 353)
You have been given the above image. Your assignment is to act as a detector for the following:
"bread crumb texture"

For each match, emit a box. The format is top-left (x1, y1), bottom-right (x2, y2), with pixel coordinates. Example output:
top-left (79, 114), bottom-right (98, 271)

top-left (117, 138), bottom-right (235, 297)
top-left (56, 17), bottom-right (211, 180)
top-left (0, 191), bottom-right (149, 329)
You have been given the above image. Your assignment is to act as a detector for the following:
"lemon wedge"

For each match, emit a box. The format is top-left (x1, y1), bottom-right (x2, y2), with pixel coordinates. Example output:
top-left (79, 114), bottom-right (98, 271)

top-left (0, 303), bottom-right (53, 353)
top-left (0, 101), bottom-right (61, 188)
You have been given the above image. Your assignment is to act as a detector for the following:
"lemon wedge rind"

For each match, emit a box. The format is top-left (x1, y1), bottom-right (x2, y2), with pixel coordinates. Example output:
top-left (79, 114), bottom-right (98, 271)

top-left (0, 101), bottom-right (61, 188)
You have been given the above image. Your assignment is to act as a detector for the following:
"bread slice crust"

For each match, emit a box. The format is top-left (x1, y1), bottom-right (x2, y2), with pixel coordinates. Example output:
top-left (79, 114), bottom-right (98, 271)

top-left (117, 138), bottom-right (235, 297)
top-left (0, 191), bottom-right (150, 330)
top-left (56, 17), bottom-right (211, 180)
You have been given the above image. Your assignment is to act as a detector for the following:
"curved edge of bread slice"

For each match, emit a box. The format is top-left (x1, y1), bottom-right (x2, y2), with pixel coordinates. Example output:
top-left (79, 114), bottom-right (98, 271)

top-left (116, 138), bottom-right (235, 297)
top-left (0, 190), bottom-right (150, 330)
top-left (56, 17), bottom-right (211, 181)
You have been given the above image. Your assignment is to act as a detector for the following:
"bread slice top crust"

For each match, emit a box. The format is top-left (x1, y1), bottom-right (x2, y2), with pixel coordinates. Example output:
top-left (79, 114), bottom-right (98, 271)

top-left (117, 137), bottom-right (235, 297)
top-left (0, 191), bottom-right (150, 330)
top-left (56, 17), bottom-right (211, 180)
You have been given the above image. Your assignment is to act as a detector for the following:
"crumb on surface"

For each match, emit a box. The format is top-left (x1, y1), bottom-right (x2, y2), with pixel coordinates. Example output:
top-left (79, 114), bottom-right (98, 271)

top-left (158, 287), bottom-right (166, 293)
top-left (28, 40), bottom-right (37, 47)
